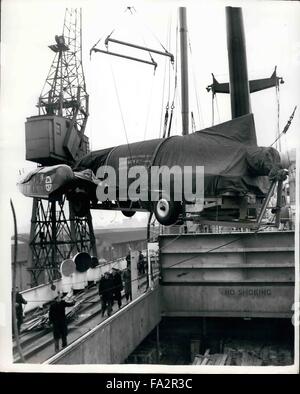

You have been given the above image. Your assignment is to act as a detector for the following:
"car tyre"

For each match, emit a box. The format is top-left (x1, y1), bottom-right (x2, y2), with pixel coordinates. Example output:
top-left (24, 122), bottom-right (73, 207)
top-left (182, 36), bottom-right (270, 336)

top-left (153, 196), bottom-right (180, 226)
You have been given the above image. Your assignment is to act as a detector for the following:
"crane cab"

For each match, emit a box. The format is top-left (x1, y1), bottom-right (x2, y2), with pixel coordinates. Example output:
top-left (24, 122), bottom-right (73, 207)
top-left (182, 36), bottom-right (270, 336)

top-left (25, 115), bottom-right (89, 165)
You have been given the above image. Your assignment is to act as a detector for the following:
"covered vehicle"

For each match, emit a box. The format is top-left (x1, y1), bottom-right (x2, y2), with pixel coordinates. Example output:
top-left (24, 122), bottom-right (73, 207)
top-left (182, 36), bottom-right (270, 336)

top-left (18, 114), bottom-right (286, 225)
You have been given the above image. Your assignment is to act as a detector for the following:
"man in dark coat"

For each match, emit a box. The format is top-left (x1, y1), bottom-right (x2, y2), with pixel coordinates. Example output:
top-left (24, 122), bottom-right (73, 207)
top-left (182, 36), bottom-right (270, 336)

top-left (48, 292), bottom-right (75, 352)
top-left (123, 268), bottom-right (132, 303)
top-left (12, 288), bottom-right (27, 335)
top-left (126, 251), bottom-right (131, 269)
top-left (98, 272), bottom-right (114, 317)
top-left (111, 268), bottom-right (123, 309)
top-left (138, 251), bottom-right (145, 275)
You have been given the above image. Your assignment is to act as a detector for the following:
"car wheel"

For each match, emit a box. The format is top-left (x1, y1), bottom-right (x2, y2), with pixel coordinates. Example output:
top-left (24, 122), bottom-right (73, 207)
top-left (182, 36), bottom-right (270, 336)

top-left (154, 196), bottom-right (180, 225)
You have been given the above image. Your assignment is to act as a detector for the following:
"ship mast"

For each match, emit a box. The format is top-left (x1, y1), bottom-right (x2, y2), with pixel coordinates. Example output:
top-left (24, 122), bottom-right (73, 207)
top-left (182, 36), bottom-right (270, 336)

top-left (226, 6), bottom-right (251, 118)
top-left (179, 7), bottom-right (189, 135)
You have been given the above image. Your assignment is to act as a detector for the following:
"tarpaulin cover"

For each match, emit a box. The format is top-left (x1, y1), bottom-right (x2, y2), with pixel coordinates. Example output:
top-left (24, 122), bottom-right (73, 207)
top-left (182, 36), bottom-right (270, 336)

top-left (74, 147), bottom-right (112, 173)
top-left (73, 114), bottom-right (282, 197)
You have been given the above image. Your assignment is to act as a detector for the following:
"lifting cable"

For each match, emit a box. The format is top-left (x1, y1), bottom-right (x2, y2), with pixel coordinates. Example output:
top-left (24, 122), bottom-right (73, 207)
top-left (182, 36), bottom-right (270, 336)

top-left (167, 13), bottom-right (173, 99)
top-left (191, 111), bottom-right (196, 133)
top-left (146, 215), bottom-right (277, 276)
top-left (124, 8), bottom-right (157, 140)
top-left (275, 82), bottom-right (281, 151)
top-left (109, 61), bottom-right (133, 160)
top-left (22, 217), bottom-right (280, 306)
top-left (157, 220), bottom-right (276, 274)
top-left (101, 8), bottom-right (158, 142)
top-left (129, 7), bottom-right (158, 72)
top-left (94, 7), bottom-right (160, 159)
top-left (91, 6), bottom-right (173, 140)
top-left (21, 219), bottom-right (267, 303)
top-left (215, 94), bottom-right (221, 124)
top-left (161, 14), bottom-right (173, 139)
top-left (90, 6), bottom-right (133, 56)
top-left (211, 92), bottom-right (215, 126)
top-left (135, 8), bottom-right (172, 57)
top-left (159, 58), bottom-right (168, 138)
top-left (22, 215), bottom-right (272, 304)
top-left (59, 211), bottom-right (282, 294)
top-left (144, 74), bottom-right (156, 140)
top-left (98, 7), bottom-right (174, 71)
top-left (162, 104), bottom-right (169, 139)
top-left (188, 33), bottom-right (204, 129)
top-left (167, 103), bottom-right (174, 138)
top-left (270, 105), bottom-right (297, 148)
top-left (167, 20), bottom-right (179, 138)
top-left (210, 72), bottom-right (224, 126)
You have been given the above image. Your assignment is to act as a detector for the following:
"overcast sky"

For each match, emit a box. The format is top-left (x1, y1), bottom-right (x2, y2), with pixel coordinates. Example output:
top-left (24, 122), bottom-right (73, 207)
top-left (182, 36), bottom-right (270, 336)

top-left (1, 0), bottom-right (300, 234)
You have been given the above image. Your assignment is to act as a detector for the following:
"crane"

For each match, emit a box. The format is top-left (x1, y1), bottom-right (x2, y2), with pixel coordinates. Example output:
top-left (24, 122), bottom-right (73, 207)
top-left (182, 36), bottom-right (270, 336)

top-left (25, 8), bottom-right (96, 286)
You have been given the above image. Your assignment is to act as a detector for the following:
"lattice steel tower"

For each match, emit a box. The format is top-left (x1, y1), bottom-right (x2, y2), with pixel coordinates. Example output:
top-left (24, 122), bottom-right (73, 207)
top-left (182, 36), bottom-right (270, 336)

top-left (26, 9), bottom-right (96, 286)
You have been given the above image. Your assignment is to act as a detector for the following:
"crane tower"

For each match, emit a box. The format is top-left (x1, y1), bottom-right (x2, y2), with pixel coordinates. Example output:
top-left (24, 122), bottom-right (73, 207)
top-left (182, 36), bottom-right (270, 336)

top-left (26, 9), bottom-right (96, 286)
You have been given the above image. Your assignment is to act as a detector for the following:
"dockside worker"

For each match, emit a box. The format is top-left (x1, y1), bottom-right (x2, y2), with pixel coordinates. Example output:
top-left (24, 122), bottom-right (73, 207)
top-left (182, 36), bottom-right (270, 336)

top-left (138, 251), bottom-right (145, 275)
top-left (126, 251), bottom-right (131, 269)
top-left (98, 271), bottom-right (114, 317)
top-left (123, 267), bottom-right (132, 303)
top-left (48, 292), bottom-right (75, 353)
top-left (12, 287), bottom-right (27, 335)
top-left (111, 267), bottom-right (123, 309)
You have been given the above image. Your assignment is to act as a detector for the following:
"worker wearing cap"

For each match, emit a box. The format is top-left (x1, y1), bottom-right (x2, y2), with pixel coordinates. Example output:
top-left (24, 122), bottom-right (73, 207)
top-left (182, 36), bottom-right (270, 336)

top-left (138, 251), bottom-right (145, 275)
top-left (48, 292), bottom-right (75, 353)
top-left (111, 267), bottom-right (123, 309)
top-left (98, 272), bottom-right (114, 317)
top-left (123, 267), bottom-right (132, 303)
top-left (126, 251), bottom-right (131, 269)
